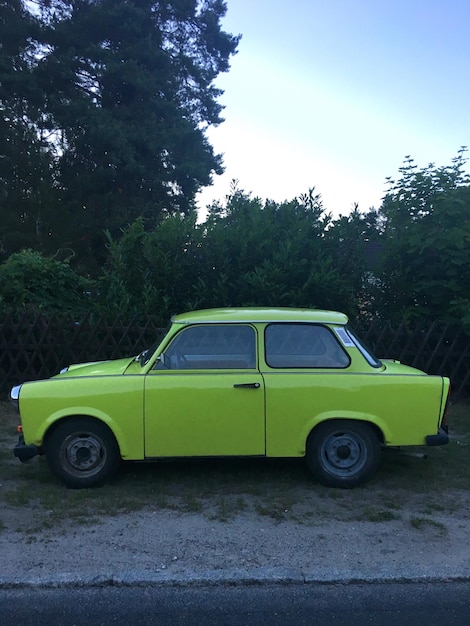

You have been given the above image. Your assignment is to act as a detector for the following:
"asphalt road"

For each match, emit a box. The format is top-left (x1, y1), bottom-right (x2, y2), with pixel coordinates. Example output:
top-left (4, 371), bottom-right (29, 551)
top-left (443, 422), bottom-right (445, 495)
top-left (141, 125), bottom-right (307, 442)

top-left (1, 580), bottom-right (470, 625)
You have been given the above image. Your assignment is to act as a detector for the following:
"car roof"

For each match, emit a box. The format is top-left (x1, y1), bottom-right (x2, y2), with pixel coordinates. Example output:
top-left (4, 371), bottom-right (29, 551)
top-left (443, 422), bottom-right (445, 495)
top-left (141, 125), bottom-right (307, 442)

top-left (171, 308), bottom-right (348, 325)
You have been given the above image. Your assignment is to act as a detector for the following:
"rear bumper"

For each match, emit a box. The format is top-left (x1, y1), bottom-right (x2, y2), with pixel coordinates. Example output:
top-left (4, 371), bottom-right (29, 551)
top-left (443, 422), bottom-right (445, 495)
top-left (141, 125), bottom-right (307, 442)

top-left (14, 434), bottom-right (41, 462)
top-left (425, 427), bottom-right (449, 447)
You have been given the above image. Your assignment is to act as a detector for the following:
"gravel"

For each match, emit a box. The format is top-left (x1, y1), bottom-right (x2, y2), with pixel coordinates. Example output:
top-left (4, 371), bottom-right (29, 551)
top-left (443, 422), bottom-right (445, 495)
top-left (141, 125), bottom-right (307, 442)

top-left (2, 496), bottom-right (470, 588)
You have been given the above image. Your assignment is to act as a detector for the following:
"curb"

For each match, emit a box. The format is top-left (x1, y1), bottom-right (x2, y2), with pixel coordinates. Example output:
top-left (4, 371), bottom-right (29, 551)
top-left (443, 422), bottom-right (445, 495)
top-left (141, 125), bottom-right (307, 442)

top-left (1, 568), bottom-right (470, 589)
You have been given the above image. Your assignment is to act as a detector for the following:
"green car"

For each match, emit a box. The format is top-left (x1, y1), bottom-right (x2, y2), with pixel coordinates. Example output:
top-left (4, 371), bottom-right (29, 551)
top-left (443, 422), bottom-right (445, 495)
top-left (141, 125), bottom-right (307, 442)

top-left (11, 308), bottom-right (450, 489)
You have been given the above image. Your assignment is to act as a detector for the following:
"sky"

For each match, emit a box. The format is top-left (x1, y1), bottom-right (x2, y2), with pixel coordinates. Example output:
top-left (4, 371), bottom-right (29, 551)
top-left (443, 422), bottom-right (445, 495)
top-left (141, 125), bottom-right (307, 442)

top-left (196, 0), bottom-right (470, 218)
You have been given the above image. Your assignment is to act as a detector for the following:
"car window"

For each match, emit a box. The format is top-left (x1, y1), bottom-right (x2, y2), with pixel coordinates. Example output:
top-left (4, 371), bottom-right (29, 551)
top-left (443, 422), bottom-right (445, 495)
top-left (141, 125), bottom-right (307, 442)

top-left (265, 323), bottom-right (350, 368)
top-left (157, 324), bottom-right (256, 370)
top-left (344, 326), bottom-right (382, 368)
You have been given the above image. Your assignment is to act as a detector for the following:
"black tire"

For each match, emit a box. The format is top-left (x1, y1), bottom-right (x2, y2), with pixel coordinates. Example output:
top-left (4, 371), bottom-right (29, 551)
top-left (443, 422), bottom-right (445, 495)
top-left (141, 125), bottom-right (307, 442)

top-left (306, 420), bottom-right (381, 488)
top-left (45, 417), bottom-right (121, 489)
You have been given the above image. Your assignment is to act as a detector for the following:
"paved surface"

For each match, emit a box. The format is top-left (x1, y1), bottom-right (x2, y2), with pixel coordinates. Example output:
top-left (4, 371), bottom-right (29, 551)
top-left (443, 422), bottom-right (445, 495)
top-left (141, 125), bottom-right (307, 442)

top-left (3, 581), bottom-right (470, 625)
top-left (2, 507), bottom-right (470, 588)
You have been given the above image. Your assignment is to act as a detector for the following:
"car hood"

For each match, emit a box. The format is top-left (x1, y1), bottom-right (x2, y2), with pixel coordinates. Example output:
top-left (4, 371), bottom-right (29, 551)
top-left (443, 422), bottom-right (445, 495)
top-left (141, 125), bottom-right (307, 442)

top-left (381, 359), bottom-right (426, 375)
top-left (56, 357), bottom-right (136, 378)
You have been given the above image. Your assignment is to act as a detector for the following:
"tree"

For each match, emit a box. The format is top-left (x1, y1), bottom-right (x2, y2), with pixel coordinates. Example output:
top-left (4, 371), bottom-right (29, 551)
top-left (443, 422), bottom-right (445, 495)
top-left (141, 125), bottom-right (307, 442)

top-left (201, 187), bottom-right (342, 310)
top-left (98, 212), bottom-right (204, 323)
top-left (0, 0), bottom-right (58, 257)
top-left (97, 187), bottom-right (366, 322)
top-left (1, 0), bottom-right (239, 270)
top-left (372, 149), bottom-right (470, 325)
top-left (324, 205), bottom-right (384, 319)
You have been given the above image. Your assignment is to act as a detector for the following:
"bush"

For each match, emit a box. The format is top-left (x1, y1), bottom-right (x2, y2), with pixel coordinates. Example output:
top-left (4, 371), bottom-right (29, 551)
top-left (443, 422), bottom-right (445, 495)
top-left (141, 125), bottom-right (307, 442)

top-left (0, 249), bottom-right (92, 314)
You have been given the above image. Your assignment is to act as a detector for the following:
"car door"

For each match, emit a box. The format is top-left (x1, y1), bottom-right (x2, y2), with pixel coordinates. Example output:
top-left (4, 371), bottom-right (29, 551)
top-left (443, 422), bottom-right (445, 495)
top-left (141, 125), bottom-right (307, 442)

top-left (262, 322), bottom-right (352, 456)
top-left (144, 323), bottom-right (265, 457)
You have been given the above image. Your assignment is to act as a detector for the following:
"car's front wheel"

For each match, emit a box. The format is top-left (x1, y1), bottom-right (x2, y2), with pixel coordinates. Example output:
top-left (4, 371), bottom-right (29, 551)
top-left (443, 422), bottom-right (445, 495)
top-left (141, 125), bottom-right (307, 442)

top-left (306, 420), bottom-right (381, 488)
top-left (45, 417), bottom-right (120, 488)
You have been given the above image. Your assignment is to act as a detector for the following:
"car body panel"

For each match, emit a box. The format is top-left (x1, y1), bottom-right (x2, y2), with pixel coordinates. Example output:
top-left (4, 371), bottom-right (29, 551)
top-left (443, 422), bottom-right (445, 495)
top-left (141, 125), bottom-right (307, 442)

top-left (60, 357), bottom-right (135, 377)
top-left (171, 308), bottom-right (349, 326)
top-left (263, 370), bottom-right (446, 456)
top-left (18, 376), bottom-right (145, 459)
top-left (144, 371), bottom-right (265, 456)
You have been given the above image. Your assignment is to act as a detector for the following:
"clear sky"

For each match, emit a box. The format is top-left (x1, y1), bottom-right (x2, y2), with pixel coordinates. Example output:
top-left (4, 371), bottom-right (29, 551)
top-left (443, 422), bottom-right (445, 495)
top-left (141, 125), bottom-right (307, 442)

top-left (196, 0), bottom-right (470, 218)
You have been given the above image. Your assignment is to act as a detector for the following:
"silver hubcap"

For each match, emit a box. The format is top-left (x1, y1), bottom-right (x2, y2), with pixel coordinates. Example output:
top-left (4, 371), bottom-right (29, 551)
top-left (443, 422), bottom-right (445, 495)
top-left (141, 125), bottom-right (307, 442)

top-left (320, 431), bottom-right (367, 477)
top-left (60, 432), bottom-right (107, 477)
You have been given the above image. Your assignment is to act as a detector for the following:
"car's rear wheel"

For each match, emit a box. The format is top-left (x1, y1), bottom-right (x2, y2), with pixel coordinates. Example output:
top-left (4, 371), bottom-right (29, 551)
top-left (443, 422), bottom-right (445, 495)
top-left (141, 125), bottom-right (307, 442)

top-left (306, 420), bottom-right (381, 488)
top-left (45, 417), bottom-right (120, 488)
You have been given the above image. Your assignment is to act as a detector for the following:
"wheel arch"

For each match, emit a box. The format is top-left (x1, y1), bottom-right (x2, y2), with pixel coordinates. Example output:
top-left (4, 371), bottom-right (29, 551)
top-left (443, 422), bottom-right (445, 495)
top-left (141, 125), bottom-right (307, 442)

top-left (304, 414), bottom-right (386, 454)
top-left (44, 414), bottom-right (123, 489)
top-left (305, 417), bottom-right (384, 488)
top-left (42, 413), bottom-right (124, 458)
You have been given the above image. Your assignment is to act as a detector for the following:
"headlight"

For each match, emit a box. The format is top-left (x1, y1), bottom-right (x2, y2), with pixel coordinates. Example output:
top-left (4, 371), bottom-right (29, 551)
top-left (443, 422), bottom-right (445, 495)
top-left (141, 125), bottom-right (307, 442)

top-left (59, 366), bottom-right (69, 374)
top-left (10, 384), bottom-right (22, 411)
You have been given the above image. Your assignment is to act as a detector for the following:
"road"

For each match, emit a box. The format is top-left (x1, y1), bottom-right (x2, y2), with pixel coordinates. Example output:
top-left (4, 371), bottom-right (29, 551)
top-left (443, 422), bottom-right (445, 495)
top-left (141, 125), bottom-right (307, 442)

top-left (1, 580), bottom-right (469, 625)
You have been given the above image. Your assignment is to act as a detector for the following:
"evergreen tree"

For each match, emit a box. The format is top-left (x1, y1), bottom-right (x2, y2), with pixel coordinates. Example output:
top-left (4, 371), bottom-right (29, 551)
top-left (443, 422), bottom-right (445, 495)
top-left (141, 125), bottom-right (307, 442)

top-left (0, 0), bottom-right (57, 257)
top-left (0, 0), bottom-right (239, 270)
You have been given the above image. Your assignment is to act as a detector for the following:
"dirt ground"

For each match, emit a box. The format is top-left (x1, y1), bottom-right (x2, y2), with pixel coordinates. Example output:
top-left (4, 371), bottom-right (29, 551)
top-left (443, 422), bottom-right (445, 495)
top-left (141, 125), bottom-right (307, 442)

top-left (2, 488), bottom-right (470, 586)
top-left (1, 400), bottom-right (470, 586)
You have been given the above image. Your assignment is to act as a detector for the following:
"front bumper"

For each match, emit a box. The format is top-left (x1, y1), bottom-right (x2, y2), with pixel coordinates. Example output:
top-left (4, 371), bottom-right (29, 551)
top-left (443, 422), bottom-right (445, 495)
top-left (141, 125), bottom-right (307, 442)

top-left (425, 427), bottom-right (449, 447)
top-left (14, 434), bottom-right (41, 463)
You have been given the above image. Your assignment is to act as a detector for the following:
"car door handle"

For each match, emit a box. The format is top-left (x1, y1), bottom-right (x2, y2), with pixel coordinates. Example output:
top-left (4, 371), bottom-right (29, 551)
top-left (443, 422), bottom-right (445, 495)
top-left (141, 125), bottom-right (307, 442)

top-left (233, 382), bottom-right (261, 389)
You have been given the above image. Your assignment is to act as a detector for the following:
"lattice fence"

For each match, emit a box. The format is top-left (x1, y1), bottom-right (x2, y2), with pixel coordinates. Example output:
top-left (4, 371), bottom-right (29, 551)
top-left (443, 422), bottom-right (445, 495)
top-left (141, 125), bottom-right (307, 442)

top-left (357, 319), bottom-right (470, 398)
top-left (0, 314), bottom-right (164, 396)
top-left (1, 314), bottom-right (469, 398)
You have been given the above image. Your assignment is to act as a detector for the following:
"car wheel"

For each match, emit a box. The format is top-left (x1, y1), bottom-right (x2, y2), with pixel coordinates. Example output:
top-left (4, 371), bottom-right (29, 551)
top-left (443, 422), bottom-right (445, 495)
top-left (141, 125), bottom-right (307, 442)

top-left (306, 420), bottom-right (381, 488)
top-left (45, 417), bottom-right (120, 489)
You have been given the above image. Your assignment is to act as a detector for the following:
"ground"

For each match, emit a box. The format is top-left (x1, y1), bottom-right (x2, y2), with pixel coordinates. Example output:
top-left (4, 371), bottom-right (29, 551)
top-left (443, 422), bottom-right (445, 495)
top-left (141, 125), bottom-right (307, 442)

top-left (1, 401), bottom-right (469, 584)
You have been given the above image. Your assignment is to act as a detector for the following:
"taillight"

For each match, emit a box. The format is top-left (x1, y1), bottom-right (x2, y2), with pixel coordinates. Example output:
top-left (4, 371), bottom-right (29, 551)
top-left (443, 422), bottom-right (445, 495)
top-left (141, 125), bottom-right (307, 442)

top-left (441, 386), bottom-right (450, 434)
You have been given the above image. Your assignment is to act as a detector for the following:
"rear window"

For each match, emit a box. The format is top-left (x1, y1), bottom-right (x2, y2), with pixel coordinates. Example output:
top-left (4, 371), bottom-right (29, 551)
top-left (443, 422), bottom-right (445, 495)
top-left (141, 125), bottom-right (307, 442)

top-left (265, 323), bottom-right (350, 369)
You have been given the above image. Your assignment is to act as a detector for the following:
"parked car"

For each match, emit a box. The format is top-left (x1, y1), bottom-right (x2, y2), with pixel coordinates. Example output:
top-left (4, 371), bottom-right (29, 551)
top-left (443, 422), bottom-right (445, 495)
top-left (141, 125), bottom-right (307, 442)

top-left (11, 308), bottom-right (450, 489)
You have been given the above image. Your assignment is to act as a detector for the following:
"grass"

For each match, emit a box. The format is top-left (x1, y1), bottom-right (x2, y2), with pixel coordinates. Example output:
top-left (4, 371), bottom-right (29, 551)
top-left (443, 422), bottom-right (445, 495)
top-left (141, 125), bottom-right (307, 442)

top-left (359, 507), bottom-right (401, 523)
top-left (0, 399), bottom-right (469, 533)
top-left (409, 516), bottom-right (448, 536)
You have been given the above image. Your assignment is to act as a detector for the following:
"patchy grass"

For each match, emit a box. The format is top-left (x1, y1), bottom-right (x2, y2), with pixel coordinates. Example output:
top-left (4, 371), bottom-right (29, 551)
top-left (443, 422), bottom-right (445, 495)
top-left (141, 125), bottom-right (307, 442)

top-left (358, 507), bottom-right (401, 523)
top-left (409, 516), bottom-right (448, 536)
top-left (208, 496), bottom-right (247, 522)
top-left (0, 400), bottom-right (469, 533)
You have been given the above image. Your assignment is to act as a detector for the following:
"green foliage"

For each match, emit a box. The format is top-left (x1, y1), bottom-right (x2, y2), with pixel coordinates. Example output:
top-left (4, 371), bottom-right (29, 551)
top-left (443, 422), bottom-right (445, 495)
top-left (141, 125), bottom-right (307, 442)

top-left (373, 149), bottom-right (470, 326)
top-left (1, 4), bottom-right (468, 327)
top-left (97, 187), bottom-right (363, 322)
top-left (98, 212), bottom-right (204, 323)
top-left (0, 151), bottom-right (468, 331)
top-left (0, 0), bottom-right (239, 272)
top-left (0, 0), bottom-right (58, 258)
top-left (199, 187), bottom-right (337, 309)
top-left (323, 205), bottom-right (384, 316)
top-left (0, 250), bottom-right (91, 314)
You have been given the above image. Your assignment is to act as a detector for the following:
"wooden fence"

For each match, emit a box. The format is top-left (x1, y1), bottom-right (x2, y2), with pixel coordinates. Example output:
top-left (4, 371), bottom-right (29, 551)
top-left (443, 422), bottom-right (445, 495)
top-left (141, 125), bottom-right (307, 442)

top-left (1, 313), bottom-right (469, 398)
top-left (357, 319), bottom-right (470, 398)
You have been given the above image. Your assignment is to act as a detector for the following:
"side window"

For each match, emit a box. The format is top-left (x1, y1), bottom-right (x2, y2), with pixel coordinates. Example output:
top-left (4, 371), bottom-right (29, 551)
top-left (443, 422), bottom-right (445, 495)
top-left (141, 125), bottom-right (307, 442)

top-left (265, 323), bottom-right (350, 368)
top-left (157, 324), bottom-right (256, 370)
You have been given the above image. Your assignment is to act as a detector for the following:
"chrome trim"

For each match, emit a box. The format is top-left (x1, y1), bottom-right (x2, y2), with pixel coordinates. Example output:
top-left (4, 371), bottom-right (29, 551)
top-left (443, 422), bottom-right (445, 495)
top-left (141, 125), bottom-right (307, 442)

top-left (259, 371), bottom-right (433, 377)
top-left (9, 384), bottom-right (22, 411)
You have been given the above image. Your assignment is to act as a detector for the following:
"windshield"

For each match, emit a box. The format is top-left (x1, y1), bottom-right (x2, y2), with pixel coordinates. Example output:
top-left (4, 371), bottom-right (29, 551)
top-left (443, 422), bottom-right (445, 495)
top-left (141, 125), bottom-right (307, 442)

top-left (346, 326), bottom-right (382, 368)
